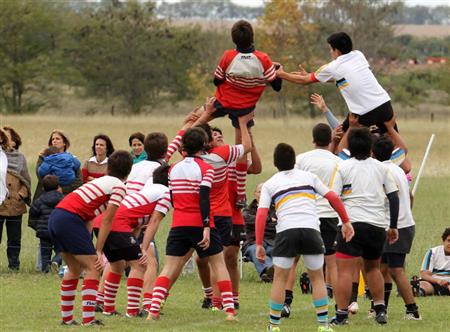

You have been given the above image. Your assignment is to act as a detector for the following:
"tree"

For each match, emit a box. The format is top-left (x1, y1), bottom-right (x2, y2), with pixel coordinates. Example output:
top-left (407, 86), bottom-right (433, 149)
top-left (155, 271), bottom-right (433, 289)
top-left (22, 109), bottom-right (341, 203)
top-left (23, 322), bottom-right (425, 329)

top-left (0, 1), bottom-right (61, 113)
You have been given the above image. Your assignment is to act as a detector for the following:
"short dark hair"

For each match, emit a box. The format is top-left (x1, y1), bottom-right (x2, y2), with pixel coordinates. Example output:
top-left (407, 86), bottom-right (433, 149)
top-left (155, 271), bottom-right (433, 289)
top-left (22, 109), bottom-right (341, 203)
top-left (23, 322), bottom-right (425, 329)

top-left (274, 143), bottom-right (296, 171)
top-left (195, 124), bottom-right (213, 144)
top-left (153, 165), bottom-right (170, 187)
top-left (92, 134), bottom-right (115, 157)
top-left (348, 127), bottom-right (372, 160)
top-left (107, 150), bottom-right (133, 180)
top-left (211, 127), bottom-right (222, 135)
top-left (128, 132), bottom-right (145, 146)
top-left (0, 129), bottom-right (8, 150)
top-left (327, 32), bottom-right (353, 54)
top-left (144, 132), bottom-right (168, 161)
top-left (48, 130), bottom-right (70, 151)
top-left (312, 123), bottom-right (332, 147)
top-left (2, 126), bottom-right (22, 149)
top-left (442, 228), bottom-right (450, 242)
top-left (231, 20), bottom-right (254, 49)
top-left (43, 146), bottom-right (59, 157)
top-left (182, 128), bottom-right (207, 156)
top-left (42, 174), bottom-right (59, 191)
top-left (372, 137), bottom-right (394, 162)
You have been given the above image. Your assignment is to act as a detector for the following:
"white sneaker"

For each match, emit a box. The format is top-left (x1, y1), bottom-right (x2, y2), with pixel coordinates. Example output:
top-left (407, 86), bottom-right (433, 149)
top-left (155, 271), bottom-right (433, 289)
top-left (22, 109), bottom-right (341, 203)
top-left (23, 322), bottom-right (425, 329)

top-left (348, 302), bottom-right (359, 314)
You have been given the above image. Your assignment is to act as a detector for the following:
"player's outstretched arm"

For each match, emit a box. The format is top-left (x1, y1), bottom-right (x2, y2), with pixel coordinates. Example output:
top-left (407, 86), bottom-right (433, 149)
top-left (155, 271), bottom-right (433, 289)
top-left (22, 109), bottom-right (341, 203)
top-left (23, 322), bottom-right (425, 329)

top-left (247, 136), bottom-right (262, 175)
top-left (276, 64), bottom-right (315, 85)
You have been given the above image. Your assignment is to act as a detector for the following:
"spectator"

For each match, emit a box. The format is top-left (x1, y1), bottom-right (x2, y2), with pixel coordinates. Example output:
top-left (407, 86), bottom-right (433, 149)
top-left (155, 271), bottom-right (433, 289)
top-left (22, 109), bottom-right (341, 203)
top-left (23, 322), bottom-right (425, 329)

top-left (81, 134), bottom-right (114, 183)
top-left (418, 228), bottom-right (450, 296)
top-left (0, 130), bottom-right (8, 205)
top-left (38, 146), bottom-right (81, 187)
top-left (129, 132), bottom-right (147, 164)
top-left (0, 127), bottom-right (31, 271)
top-left (29, 175), bottom-right (64, 273)
top-left (32, 130), bottom-right (82, 200)
top-left (242, 183), bottom-right (277, 282)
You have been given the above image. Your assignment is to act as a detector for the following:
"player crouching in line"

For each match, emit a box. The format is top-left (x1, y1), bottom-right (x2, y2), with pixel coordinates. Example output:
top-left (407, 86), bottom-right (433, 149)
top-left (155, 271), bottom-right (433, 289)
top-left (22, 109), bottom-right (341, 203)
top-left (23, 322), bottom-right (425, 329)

top-left (148, 127), bottom-right (239, 322)
top-left (48, 151), bottom-right (133, 326)
top-left (92, 165), bottom-right (172, 318)
top-left (255, 143), bottom-right (354, 332)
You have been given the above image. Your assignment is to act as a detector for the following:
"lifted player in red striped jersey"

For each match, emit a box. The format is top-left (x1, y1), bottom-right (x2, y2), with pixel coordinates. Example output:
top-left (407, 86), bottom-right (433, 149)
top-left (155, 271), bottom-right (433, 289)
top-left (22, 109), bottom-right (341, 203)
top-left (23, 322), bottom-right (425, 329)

top-left (92, 166), bottom-right (172, 318)
top-left (148, 127), bottom-right (239, 322)
top-left (48, 151), bottom-right (133, 326)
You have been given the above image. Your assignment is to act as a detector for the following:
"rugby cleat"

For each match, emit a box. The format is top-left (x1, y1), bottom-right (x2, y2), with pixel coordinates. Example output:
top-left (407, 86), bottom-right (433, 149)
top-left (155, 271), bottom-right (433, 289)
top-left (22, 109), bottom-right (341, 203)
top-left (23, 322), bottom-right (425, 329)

top-left (81, 319), bottom-right (104, 326)
top-left (60, 320), bottom-right (79, 326)
top-left (267, 325), bottom-right (281, 332)
top-left (375, 311), bottom-right (388, 325)
top-left (102, 310), bottom-right (121, 316)
top-left (405, 311), bottom-right (422, 321)
top-left (348, 302), bottom-right (359, 314)
top-left (329, 317), bottom-right (349, 326)
top-left (280, 304), bottom-right (291, 318)
top-left (201, 297), bottom-right (212, 309)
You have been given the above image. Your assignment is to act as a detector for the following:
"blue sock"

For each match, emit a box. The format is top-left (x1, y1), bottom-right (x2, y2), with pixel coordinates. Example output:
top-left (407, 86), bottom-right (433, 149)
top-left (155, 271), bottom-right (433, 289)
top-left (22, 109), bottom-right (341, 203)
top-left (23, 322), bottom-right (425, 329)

top-left (313, 296), bottom-right (329, 326)
top-left (269, 300), bottom-right (283, 327)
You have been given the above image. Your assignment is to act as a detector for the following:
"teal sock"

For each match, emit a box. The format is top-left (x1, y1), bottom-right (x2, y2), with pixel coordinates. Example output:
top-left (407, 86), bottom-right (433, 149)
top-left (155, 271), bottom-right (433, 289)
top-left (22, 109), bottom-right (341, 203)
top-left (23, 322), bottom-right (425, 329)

top-left (313, 296), bottom-right (329, 326)
top-left (269, 300), bottom-right (283, 326)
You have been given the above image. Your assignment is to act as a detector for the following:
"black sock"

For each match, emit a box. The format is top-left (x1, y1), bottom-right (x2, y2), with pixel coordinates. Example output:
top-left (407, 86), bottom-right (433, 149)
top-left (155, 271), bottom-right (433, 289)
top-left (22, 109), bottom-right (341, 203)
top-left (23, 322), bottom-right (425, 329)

top-left (350, 282), bottom-right (359, 303)
top-left (405, 303), bottom-right (418, 312)
top-left (384, 283), bottom-right (393, 309)
top-left (285, 290), bottom-right (293, 305)
top-left (374, 304), bottom-right (386, 315)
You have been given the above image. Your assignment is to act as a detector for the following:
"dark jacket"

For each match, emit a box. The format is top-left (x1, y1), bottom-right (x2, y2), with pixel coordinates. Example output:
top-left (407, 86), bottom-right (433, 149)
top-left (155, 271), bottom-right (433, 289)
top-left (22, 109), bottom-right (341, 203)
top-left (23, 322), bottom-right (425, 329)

top-left (242, 199), bottom-right (277, 252)
top-left (29, 190), bottom-right (64, 239)
top-left (38, 152), bottom-right (81, 186)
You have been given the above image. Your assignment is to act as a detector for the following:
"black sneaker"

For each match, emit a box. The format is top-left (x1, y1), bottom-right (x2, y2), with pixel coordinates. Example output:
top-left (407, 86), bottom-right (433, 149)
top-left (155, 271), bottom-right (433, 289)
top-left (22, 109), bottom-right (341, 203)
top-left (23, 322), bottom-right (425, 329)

top-left (329, 317), bottom-right (349, 326)
top-left (234, 302), bottom-right (240, 310)
top-left (61, 320), bottom-right (79, 326)
top-left (95, 304), bottom-right (104, 313)
top-left (201, 298), bottom-right (212, 309)
top-left (81, 319), bottom-right (104, 326)
top-left (375, 311), bottom-right (388, 325)
top-left (281, 303), bottom-right (291, 318)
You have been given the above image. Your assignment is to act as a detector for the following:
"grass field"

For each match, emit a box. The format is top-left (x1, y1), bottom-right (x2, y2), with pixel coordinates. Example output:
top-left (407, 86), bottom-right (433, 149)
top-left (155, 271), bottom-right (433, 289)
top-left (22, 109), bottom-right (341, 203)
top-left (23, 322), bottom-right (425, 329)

top-left (0, 115), bottom-right (449, 331)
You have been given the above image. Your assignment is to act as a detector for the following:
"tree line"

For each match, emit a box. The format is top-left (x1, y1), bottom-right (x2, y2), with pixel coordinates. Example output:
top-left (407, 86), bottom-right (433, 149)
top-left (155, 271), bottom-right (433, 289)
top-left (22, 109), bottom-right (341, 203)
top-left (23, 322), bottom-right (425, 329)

top-left (0, 0), bottom-right (448, 115)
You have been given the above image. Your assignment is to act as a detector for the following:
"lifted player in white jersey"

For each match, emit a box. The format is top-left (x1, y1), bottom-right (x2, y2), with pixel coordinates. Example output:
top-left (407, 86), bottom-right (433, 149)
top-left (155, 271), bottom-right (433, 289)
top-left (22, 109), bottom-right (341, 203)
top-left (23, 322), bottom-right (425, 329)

top-left (255, 143), bottom-right (353, 332)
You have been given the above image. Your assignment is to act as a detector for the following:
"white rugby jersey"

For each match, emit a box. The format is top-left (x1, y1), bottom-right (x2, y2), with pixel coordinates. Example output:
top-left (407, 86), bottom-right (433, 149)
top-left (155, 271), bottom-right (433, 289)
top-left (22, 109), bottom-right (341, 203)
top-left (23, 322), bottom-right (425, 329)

top-left (126, 160), bottom-right (161, 193)
top-left (383, 161), bottom-right (414, 229)
top-left (296, 149), bottom-right (341, 218)
top-left (421, 245), bottom-right (450, 282)
top-left (331, 157), bottom-right (398, 228)
top-left (314, 50), bottom-right (390, 115)
top-left (259, 169), bottom-right (330, 233)
top-left (57, 175), bottom-right (127, 221)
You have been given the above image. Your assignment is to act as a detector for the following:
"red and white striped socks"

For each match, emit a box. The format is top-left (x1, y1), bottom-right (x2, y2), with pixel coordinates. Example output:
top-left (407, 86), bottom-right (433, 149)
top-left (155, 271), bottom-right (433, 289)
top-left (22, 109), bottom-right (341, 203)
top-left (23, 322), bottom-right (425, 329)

top-left (60, 278), bottom-right (78, 324)
top-left (149, 276), bottom-right (170, 318)
top-left (81, 279), bottom-right (99, 325)
top-left (218, 280), bottom-right (235, 316)
top-left (233, 291), bottom-right (239, 307)
top-left (127, 278), bottom-right (143, 316)
top-left (236, 162), bottom-right (247, 205)
top-left (202, 286), bottom-right (213, 300)
top-left (96, 290), bottom-right (104, 308)
top-left (143, 292), bottom-right (152, 311)
top-left (103, 272), bottom-right (121, 313)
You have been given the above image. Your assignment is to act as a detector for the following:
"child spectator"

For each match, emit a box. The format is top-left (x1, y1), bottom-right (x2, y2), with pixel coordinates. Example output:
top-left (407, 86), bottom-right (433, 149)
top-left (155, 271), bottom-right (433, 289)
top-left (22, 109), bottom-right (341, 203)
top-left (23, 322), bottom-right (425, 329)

top-left (38, 146), bottom-right (81, 186)
top-left (29, 175), bottom-right (64, 273)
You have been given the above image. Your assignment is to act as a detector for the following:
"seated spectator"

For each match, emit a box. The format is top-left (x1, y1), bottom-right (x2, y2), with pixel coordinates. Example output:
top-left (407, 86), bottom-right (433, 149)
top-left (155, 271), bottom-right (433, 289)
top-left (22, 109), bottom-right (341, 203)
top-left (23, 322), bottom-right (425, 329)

top-left (82, 134), bottom-right (114, 183)
top-left (38, 146), bottom-right (81, 186)
top-left (29, 175), bottom-right (64, 273)
top-left (242, 183), bottom-right (277, 282)
top-left (419, 227), bottom-right (450, 296)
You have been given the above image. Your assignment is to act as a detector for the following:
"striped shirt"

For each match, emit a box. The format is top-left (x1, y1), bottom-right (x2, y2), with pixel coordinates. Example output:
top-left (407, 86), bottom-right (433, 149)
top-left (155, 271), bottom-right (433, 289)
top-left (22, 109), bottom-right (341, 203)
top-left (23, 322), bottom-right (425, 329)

top-left (57, 175), bottom-right (127, 222)
top-left (421, 245), bottom-right (450, 282)
top-left (126, 160), bottom-right (162, 194)
top-left (215, 49), bottom-right (276, 109)
top-left (259, 169), bottom-right (330, 233)
top-left (201, 145), bottom-right (245, 217)
top-left (169, 156), bottom-right (214, 228)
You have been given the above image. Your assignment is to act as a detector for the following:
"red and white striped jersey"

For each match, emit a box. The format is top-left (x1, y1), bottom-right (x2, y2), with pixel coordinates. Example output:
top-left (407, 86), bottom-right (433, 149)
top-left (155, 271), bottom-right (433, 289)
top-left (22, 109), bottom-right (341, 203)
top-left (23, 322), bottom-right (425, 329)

top-left (214, 49), bottom-right (276, 109)
top-left (57, 175), bottom-right (127, 222)
top-left (93, 183), bottom-right (171, 232)
top-left (126, 160), bottom-right (162, 194)
top-left (201, 145), bottom-right (244, 217)
top-left (169, 156), bottom-right (214, 228)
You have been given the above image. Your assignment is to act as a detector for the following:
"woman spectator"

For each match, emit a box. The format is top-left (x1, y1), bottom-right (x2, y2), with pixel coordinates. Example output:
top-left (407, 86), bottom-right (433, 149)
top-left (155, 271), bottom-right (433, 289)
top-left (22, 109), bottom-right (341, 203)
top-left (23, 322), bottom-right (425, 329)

top-left (82, 134), bottom-right (115, 183)
top-left (32, 130), bottom-right (82, 200)
top-left (0, 127), bottom-right (31, 271)
top-left (129, 132), bottom-right (147, 164)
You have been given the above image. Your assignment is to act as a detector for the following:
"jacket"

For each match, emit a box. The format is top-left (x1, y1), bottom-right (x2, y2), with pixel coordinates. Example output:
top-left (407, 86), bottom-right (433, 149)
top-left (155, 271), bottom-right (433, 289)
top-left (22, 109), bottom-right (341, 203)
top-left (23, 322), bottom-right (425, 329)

top-left (242, 199), bottom-right (277, 252)
top-left (0, 171), bottom-right (31, 217)
top-left (33, 155), bottom-right (82, 201)
top-left (38, 152), bottom-right (81, 186)
top-left (28, 190), bottom-right (64, 239)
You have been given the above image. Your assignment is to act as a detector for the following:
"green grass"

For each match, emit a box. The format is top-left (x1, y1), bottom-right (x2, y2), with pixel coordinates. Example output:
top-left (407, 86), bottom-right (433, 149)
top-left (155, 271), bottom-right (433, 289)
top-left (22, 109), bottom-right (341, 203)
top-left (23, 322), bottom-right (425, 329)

top-left (0, 115), bottom-right (449, 331)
